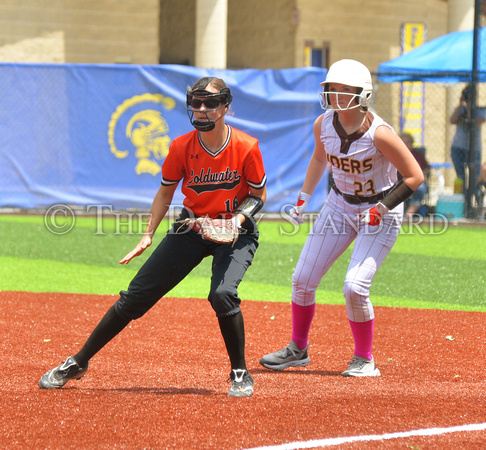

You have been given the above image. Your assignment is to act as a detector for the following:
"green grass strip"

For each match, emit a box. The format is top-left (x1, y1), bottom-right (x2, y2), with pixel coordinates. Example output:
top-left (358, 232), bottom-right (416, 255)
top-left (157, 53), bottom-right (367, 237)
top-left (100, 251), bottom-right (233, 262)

top-left (0, 214), bottom-right (485, 311)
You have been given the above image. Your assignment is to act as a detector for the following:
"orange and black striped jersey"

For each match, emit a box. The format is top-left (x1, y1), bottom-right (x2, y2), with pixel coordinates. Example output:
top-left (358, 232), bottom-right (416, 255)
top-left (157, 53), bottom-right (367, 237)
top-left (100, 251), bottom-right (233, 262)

top-left (161, 126), bottom-right (266, 218)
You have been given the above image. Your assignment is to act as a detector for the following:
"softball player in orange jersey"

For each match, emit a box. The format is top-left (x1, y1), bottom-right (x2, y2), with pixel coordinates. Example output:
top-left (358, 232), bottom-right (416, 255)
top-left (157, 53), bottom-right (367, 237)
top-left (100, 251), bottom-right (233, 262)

top-left (39, 77), bottom-right (267, 396)
top-left (260, 60), bottom-right (423, 377)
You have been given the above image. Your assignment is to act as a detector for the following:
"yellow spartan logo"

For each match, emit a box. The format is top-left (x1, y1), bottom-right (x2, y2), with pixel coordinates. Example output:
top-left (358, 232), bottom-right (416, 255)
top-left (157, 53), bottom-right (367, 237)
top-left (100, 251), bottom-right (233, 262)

top-left (108, 93), bottom-right (176, 175)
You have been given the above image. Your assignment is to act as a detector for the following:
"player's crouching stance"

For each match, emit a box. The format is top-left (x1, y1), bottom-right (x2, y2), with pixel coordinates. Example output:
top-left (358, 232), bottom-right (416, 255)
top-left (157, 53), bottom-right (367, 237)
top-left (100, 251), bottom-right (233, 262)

top-left (260, 60), bottom-right (424, 377)
top-left (39, 77), bottom-right (267, 397)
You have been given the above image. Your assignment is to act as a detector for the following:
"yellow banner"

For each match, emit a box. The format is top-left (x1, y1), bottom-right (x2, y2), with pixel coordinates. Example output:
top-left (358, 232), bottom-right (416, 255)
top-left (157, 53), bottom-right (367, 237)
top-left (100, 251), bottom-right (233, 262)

top-left (401, 23), bottom-right (427, 146)
top-left (402, 23), bottom-right (426, 53)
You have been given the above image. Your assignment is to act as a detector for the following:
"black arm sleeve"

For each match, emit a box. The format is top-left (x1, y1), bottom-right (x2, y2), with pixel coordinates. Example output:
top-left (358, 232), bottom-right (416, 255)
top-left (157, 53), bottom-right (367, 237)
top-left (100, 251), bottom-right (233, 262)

top-left (234, 196), bottom-right (264, 219)
top-left (381, 179), bottom-right (415, 210)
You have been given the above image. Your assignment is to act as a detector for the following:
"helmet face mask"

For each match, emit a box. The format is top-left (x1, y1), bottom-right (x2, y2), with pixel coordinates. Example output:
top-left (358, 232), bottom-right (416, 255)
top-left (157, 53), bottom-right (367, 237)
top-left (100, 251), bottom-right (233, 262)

top-left (186, 77), bottom-right (232, 132)
top-left (319, 59), bottom-right (373, 111)
top-left (319, 88), bottom-right (365, 111)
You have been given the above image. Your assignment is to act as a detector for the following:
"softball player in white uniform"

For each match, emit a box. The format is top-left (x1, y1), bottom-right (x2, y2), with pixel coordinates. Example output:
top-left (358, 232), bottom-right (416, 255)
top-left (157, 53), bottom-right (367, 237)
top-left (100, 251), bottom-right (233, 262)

top-left (260, 59), bottom-right (424, 377)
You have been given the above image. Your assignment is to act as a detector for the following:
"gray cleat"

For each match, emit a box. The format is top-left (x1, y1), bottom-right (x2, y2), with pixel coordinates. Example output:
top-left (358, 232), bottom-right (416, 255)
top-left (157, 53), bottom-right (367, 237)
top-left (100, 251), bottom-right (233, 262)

top-left (228, 369), bottom-right (254, 397)
top-left (39, 356), bottom-right (89, 389)
top-left (341, 355), bottom-right (381, 377)
top-left (260, 340), bottom-right (310, 371)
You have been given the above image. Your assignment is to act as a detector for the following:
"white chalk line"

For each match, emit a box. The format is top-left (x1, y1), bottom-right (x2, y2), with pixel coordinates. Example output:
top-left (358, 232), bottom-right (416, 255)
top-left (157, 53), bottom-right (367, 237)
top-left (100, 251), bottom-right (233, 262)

top-left (243, 422), bottom-right (486, 450)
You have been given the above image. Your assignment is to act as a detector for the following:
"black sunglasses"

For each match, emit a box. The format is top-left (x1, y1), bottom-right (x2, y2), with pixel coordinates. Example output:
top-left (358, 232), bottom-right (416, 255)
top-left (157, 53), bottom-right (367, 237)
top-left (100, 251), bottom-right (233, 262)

top-left (189, 98), bottom-right (223, 109)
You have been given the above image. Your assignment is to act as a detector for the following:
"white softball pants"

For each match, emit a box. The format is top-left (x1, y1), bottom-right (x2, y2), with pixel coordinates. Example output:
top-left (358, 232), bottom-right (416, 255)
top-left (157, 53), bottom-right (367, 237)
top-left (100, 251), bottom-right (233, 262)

top-left (292, 190), bottom-right (403, 322)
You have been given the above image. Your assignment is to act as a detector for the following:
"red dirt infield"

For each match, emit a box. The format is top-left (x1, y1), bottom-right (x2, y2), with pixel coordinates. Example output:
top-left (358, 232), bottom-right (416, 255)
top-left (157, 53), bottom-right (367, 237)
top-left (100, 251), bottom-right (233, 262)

top-left (1, 290), bottom-right (485, 449)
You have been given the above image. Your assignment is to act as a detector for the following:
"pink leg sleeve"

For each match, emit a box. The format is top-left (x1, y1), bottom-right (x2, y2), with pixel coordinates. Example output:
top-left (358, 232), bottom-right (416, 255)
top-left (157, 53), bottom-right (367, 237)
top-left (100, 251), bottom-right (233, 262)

top-left (348, 318), bottom-right (374, 360)
top-left (291, 302), bottom-right (316, 350)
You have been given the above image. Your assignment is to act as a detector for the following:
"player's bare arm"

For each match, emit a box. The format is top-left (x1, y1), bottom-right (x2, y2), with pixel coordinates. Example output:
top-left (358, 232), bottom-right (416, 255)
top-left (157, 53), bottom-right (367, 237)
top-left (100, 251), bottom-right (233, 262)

top-left (374, 125), bottom-right (424, 191)
top-left (119, 184), bottom-right (177, 264)
top-left (300, 114), bottom-right (327, 196)
top-left (286, 115), bottom-right (326, 225)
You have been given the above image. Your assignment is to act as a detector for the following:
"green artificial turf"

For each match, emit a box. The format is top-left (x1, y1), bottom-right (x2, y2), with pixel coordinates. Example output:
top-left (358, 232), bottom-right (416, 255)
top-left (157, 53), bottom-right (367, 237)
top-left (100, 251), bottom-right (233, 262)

top-left (0, 214), bottom-right (485, 311)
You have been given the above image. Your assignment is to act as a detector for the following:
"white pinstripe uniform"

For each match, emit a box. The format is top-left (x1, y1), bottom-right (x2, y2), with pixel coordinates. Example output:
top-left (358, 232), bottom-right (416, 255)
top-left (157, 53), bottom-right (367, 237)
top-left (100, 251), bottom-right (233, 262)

top-left (292, 109), bottom-right (403, 322)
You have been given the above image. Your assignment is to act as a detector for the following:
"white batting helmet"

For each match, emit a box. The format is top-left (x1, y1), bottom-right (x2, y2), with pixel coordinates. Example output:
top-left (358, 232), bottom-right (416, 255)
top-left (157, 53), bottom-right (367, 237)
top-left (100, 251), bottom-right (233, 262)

top-left (319, 59), bottom-right (373, 111)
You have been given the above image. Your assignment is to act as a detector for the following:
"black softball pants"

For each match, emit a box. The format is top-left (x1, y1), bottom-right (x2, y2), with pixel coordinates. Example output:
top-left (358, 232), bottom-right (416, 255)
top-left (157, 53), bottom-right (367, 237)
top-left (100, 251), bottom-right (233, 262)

top-left (114, 222), bottom-right (259, 321)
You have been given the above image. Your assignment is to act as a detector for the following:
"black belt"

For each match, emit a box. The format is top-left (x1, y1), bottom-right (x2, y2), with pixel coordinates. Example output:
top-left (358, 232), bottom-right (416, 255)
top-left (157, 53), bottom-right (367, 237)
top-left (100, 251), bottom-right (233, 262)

top-left (332, 184), bottom-right (390, 205)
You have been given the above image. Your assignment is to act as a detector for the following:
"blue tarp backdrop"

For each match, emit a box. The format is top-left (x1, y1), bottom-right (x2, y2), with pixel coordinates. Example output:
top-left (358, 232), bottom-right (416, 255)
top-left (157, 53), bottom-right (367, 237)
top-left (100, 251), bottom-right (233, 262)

top-left (0, 63), bottom-right (328, 212)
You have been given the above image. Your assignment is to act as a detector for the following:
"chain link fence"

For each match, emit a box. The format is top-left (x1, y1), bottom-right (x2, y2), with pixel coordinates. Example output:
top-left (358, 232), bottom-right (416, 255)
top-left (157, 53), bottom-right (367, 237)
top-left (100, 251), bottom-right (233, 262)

top-left (369, 8), bottom-right (486, 220)
top-left (371, 80), bottom-right (486, 216)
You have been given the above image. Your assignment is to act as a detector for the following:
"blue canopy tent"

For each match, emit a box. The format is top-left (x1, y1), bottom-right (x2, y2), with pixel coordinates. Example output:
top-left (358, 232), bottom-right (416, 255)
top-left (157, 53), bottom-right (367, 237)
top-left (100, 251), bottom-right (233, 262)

top-left (377, 26), bottom-right (486, 218)
top-left (377, 26), bottom-right (486, 83)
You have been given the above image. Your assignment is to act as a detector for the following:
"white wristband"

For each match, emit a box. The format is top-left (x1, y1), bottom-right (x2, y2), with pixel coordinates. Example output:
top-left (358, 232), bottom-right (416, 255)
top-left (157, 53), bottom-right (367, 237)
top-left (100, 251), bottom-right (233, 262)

top-left (231, 216), bottom-right (241, 229)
